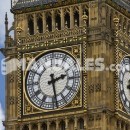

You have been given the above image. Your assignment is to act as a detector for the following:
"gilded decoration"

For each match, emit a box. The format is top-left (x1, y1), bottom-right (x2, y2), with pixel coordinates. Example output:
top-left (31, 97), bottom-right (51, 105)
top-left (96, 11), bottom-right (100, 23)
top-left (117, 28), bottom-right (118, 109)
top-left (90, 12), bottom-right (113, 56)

top-left (21, 45), bottom-right (84, 116)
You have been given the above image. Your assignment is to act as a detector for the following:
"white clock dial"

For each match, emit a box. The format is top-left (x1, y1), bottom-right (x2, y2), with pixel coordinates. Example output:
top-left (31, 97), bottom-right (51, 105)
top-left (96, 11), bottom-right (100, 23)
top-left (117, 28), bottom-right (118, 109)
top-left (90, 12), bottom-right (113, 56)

top-left (119, 56), bottom-right (130, 113)
top-left (25, 51), bottom-right (81, 110)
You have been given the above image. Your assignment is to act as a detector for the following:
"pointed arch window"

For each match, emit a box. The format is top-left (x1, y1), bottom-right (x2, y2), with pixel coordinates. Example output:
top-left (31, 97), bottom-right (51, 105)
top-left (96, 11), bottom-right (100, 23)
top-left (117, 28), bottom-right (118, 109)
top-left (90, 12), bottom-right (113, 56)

top-left (46, 14), bottom-right (52, 32)
top-left (79, 118), bottom-right (84, 130)
top-left (32, 124), bottom-right (38, 130)
top-left (60, 120), bottom-right (65, 130)
top-left (37, 17), bottom-right (43, 33)
top-left (74, 11), bottom-right (79, 27)
top-left (28, 15), bottom-right (34, 35)
top-left (22, 125), bottom-right (29, 130)
top-left (55, 13), bottom-right (61, 30)
top-left (50, 122), bottom-right (56, 130)
top-left (65, 13), bottom-right (70, 28)
top-left (41, 123), bottom-right (47, 130)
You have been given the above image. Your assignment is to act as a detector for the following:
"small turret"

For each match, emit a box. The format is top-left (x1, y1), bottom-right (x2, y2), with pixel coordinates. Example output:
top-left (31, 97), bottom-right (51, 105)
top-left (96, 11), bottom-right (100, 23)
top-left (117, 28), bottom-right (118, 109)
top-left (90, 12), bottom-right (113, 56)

top-left (5, 12), bottom-right (8, 37)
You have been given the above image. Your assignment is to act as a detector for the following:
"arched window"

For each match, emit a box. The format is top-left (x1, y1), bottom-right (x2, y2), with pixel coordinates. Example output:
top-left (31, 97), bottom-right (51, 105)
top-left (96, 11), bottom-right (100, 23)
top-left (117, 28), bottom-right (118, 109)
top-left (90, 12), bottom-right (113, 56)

top-left (50, 122), bottom-right (56, 130)
top-left (74, 11), bottom-right (79, 27)
top-left (46, 15), bottom-right (52, 32)
top-left (32, 124), bottom-right (38, 130)
top-left (68, 119), bottom-right (74, 130)
top-left (28, 15), bottom-right (34, 35)
top-left (55, 14), bottom-right (61, 30)
top-left (60, 120), bottom-right (65, 130)
top-left (65, 13), bottom-right (70, 28)
top-left (41, 123), bottom-right (47, 130)
top-left (79, 118), bottom-right (84, 129)
top-left (22, 125), bottom-right (29, 130)
top-left (37, 17), bottom-right (43, 33)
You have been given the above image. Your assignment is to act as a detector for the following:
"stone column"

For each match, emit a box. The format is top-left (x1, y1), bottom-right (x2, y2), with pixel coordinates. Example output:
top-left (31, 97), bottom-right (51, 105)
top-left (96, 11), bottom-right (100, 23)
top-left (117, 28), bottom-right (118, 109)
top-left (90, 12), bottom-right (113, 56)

top-left (34, 13), bottom-right (37, 34)
top-left (61, 8), bottom-right (65, 30)
top-left (47, 121), bottom-right (50, 130)
top-left (70, 6), bottom-right (74, 29)
top-left (102, 113), bottom-right (107, 130)
top-left (43, 12), bottom-right (46, 33)
top-left (84, 115), bottom-right (87, 130)
top-left (20, 125), bottom-right (23, 130)
top-left (79, 5), bottom-right (83, 27)
top-left (29, 123), bottom-right (32, 130)
top-left (56, 119), bottom-right (59, 130)
top-left (25, 15), bottom-right (28, 34)
top-left (119, 121), bottom-right (122, 130)
top-left (52, 10), bottom-right (55, 31)
top-left (38, 122), bottom-right (41, 130)
top-left (65, 117), bottom-right (69, 130)
top-left (74, 116), bottom-right (78, 130)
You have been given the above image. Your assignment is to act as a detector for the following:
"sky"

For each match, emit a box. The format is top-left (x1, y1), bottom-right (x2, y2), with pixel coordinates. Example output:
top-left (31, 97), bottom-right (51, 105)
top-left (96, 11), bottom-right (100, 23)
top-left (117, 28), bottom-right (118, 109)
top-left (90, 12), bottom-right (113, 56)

top-left (0, 0), bottom-right (13, 130)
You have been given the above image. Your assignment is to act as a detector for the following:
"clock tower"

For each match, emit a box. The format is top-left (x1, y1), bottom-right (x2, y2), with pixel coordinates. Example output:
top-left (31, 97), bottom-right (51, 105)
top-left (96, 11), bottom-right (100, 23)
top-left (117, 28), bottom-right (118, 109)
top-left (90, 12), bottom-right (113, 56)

top-left (3, 0), bottom-right (130, 130)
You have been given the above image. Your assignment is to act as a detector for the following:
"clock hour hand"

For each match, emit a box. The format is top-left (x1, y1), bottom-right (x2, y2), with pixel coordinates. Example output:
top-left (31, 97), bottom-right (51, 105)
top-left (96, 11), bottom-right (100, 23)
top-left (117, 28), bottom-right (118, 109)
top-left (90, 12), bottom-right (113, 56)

top-left (55, 74), bottom-right (66, 82)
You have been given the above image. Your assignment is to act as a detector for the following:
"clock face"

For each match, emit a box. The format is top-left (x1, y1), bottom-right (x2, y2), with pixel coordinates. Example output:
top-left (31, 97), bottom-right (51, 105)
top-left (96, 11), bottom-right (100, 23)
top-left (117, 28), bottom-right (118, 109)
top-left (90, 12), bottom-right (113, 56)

top-left (25, 51), bottom-right (81, 110)
top-left (119, 56), bottom-right (130, 113)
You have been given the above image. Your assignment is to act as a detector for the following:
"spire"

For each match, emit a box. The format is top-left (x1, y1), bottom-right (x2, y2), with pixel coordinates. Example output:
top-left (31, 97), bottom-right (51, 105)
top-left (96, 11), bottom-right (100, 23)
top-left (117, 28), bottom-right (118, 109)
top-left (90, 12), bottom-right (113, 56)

top-left (5, 12), bottom-right (9, 37)
top-left (5, 12), bottom-right (8, 24)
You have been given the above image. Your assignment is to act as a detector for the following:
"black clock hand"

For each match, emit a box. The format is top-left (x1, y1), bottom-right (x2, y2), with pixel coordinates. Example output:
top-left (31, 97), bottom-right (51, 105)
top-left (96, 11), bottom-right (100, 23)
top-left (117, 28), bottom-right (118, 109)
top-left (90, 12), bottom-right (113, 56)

top-left (55, 74), bottom-right (66, 82)
top-left (48, 74), bottom-right (66, 85)
top-left (48, 74), bottom-right (58, 108)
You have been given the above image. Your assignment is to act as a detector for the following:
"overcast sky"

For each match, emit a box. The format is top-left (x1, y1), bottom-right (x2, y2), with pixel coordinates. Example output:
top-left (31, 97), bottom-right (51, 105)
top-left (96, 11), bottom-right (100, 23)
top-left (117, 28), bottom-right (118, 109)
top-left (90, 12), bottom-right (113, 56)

top-left (0, 0), bottom-right (13, 130)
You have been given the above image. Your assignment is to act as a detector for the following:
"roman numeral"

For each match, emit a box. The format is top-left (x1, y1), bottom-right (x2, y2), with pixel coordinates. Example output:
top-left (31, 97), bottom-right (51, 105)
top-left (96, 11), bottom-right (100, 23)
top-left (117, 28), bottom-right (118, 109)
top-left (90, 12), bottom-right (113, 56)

top-left (66, 86), bottom-right (77, 92)
top-left (42, 95), bottom-right (47, 102)
top-left (61, 93), bottom-right (67, 103)
top-left (27, 82), bottom-right (39, 86)
top-left (30, 70), bottom-right (42, 76)
top-left (35, 90), bottom-right (41, 96)
top-left (68, 76), bottom-right (80, 80)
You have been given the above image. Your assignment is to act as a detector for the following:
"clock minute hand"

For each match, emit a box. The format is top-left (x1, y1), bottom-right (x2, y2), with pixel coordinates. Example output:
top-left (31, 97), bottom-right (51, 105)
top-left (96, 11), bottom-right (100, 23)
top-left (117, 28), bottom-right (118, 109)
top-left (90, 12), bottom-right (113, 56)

top-left (49, 74), bottom-right (58, 108)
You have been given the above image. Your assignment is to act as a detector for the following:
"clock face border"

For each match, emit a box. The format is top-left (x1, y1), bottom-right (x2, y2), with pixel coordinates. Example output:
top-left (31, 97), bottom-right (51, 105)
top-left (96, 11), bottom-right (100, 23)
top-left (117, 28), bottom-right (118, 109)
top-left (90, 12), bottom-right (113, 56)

top-left (119, 55), bottom-right (130, 114)
top-left (23, 47), bottom-right (83, 113)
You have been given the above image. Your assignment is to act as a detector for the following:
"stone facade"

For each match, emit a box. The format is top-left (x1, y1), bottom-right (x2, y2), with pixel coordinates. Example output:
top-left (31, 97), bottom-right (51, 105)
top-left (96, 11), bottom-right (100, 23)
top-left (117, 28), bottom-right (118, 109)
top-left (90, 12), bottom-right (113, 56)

top-left (3, 0), bottom-right (130, 130)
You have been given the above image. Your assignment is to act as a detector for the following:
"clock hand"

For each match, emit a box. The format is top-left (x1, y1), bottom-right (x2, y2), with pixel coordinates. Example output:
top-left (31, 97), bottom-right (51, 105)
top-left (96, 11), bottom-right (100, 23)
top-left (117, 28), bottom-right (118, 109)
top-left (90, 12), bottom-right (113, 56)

top-left (52, 82), bottom-right (58, 108)
top-left (48, 74), bottom-right (58, 108)
top-left (48, 74), bottom-right (66, 85)
top-left (55, 74), bottom-right (66, 82)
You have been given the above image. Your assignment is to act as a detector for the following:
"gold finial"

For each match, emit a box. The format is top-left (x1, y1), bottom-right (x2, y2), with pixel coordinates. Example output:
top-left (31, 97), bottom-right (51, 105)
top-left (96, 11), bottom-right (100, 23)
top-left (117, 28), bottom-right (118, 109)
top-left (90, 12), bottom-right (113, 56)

top-left (82, 11), bottom-right (88, 25)
top-left (56, 23), bottom-right (58, 30)
top-left (75, 19), bottom-right (78, 26)
top-left (16, 26), bottom-right (23, 36)
top-left (65, 21), bottom-right (68, 28)
top-left (46, 24), bottom-right (49, 31)
top-left (113, 15), bottom-right (119, 26)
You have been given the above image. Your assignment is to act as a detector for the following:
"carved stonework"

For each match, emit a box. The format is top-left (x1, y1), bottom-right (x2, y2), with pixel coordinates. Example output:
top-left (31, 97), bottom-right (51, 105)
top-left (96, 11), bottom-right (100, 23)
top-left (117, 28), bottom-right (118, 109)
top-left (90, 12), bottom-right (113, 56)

top-left (9, 96), bottom-right (17, 105)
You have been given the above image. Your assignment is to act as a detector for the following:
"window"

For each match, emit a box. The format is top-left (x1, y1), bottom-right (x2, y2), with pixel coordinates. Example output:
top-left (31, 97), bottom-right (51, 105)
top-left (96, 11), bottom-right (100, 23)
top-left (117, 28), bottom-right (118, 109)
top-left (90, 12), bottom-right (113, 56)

top-left (37, 17), bottom-right (43, 33)
top-left (55, 14), bottom-right (61, 30)
top-left (65, 13), bottom-right (70, 28)
top-left (32, 124), bottom-right (37, 130)
top-left (60, 121), bottom-right (65, 130)
top-left (46, 15), bottom-right (52, 32)
top-left (22, 125), bottom-right (29, 130)
top-left (28, 16), bottom-right (34, 35)
top-left (42, 123), bottom-right (47, 130)
top-left (79, 118), bottom-right (84, 130)
top-left (74, 11), bottom-right (79, 26)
